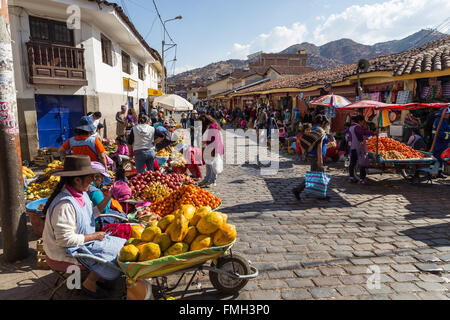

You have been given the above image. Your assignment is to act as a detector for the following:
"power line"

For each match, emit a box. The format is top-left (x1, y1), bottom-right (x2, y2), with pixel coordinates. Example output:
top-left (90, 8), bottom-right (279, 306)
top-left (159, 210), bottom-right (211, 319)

top-left (411, 17), bottom-right (450, 48)
top-left (126, 0), bottom-right (156, 13)
top-left (152, 0), bottom-right (176, 44)
top-left (144, 15), bottom-right (159, 41)
top-left (120, 0), bottom-right (132, 21)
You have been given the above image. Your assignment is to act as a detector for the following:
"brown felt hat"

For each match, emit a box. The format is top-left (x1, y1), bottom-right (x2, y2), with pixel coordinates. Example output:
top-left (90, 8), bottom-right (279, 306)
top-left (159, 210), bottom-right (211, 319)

top-left (52, 155), bottom-right (102, 177)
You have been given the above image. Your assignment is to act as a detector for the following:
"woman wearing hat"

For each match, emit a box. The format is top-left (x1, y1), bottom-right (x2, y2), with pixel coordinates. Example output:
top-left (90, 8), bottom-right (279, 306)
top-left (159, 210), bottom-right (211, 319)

top-left (58, 116), bottom-right (108, 169)
top-left (42, 156), bottom-right (126, 298)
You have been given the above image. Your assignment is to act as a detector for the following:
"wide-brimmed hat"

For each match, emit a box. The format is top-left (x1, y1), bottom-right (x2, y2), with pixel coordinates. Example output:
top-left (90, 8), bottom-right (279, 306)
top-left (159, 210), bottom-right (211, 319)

top-left (75, 116), bottom-right (96, 133)
top-left (91, 161), bottom-right (110, 177)
top-left (53, 156), bottom-right (103, 177)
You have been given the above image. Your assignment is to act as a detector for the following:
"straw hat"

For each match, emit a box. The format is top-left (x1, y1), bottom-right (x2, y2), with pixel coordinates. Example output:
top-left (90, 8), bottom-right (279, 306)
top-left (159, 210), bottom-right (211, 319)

top-left (52, 156), bottom-right (102, 177)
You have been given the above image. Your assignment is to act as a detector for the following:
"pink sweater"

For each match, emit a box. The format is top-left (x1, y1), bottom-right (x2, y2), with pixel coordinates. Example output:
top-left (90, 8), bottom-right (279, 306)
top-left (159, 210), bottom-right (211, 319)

top-left (114, 144), bottom-right (129, 157)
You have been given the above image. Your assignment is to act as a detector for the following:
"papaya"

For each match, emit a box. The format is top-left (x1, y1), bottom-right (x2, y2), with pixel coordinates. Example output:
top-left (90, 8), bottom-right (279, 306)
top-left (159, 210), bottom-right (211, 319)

top-left (153, 233), bottom-right (172, 251)
top-left (118, 244), bottom-right (139, 262)
top-left (137, 242), bottom-right (161, 262)
top-left (141, 226), bottom-right (162, 242)
top-left (190, 206), bottom-right (212, 226)
top-left (219, 212), bottom-right (228, 224)
top-left (213, 224), bottom-right (237, 246)
top-left (197, 211), bottom-right (224, 235)
top-left (190, 235), bottom-right (212, 251)
top-left (168, 214), bottom-right (189, 242)
top-left (164, 242), bottom-right (189, 256)
top-left (157, 214), bottom-right (175, 232)
top-left (179, 204), bottom-right (196, 220)
top-left (130, 225), bottom-right (145, 239)
top-left (183, 226), bottom-right (197, 245)
top-left (127, 238), bottom-right (142, 246)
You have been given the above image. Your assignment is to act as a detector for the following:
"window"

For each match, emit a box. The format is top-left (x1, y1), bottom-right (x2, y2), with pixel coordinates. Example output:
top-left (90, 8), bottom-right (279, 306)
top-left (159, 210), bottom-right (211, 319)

top-left (122, 51), bottom-right (131, 74)
top-left (101, 34), bottom-right (112, 66)
top-left (138, 63), bottom-right (144, 80)
top-left (29, 16), bottom-right (74, 46)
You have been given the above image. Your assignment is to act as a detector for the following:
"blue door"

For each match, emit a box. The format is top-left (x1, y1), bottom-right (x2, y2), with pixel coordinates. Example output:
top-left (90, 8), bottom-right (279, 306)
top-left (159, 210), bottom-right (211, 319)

top-left (35, 95), bottom-right (85, 148)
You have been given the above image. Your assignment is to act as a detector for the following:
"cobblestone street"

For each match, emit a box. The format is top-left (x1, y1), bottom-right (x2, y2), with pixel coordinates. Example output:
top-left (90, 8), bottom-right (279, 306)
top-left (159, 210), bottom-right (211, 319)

top-left (203, 149), bottom-right (450, 300)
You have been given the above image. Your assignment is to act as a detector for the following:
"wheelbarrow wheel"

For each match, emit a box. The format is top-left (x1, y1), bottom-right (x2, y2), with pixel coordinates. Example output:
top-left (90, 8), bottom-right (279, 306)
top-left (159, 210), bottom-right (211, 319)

top-left (209, 254), bottom-right (250, 294)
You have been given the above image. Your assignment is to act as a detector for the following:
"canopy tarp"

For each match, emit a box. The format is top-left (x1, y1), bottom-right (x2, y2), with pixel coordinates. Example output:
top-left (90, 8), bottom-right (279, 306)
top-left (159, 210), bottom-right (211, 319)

top-left (339, 100), bottom-right (448, 111)
top-left (153, 94), bottom-right (193, 112)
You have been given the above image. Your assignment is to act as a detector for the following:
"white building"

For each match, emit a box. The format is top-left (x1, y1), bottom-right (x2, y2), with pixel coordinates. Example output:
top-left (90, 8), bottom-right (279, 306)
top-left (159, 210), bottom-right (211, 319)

top-left (9, 0), bottom-right (164, 161)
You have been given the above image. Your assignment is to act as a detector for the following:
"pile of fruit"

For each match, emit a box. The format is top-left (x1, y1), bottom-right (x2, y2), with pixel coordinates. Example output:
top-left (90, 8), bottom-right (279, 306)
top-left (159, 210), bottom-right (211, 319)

top-left (26, 176), bottom-right (60, 200)
top-left (134, 207), bottom-right (161, 225)
top-left (118, 205), bottom-right (236, 263)
top-left (150, 185), bottom-right (221, 217)
top-left (43, 160), bottom-right (64, 175)
top-left (170, 151), bottom-right (186, 168)
top-left (128, 171), bottom-right (194, 200)
top-left (156, 148), bottom-right (170, 158)
top-left (380, 150), bottom-right (407, 160)
top-left (142, 182), bottom-right (171, 202)
top-left (367, 137), bottom-right (424, 160)
top-left (22, 166), bottom-right (35, 179)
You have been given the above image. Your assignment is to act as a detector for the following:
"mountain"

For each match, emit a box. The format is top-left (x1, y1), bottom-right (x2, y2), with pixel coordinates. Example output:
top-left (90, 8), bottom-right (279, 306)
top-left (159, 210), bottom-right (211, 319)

top-left (168, 29), bottom-right (447, 86)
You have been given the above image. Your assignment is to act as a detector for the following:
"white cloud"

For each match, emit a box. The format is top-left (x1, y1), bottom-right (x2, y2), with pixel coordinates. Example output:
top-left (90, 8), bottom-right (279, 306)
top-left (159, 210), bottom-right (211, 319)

top-left (313, 0), bottom-right (450, 45)
top-left (228, 0), bottom-right (450, 60)
top-left (230, 22), bottom-right (308, 59)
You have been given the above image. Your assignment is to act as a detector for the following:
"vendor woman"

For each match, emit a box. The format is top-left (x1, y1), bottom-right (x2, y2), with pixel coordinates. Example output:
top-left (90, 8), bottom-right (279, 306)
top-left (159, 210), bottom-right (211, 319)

top-left (42, 155), bottom-right (126, 298)
top-left (432, 107), bottom-right (450, 178)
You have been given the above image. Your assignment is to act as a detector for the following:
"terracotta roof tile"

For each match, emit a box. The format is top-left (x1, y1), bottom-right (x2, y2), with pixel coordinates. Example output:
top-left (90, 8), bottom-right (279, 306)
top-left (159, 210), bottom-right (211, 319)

top-left (234, 35), bottom-right (450, 96)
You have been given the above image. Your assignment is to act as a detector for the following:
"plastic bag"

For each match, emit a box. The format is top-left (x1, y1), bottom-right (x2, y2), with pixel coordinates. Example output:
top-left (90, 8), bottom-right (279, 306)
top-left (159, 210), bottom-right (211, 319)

top-left (211, 154), bottom-right (223, 175)
top-left (304, 171), bottom-right (331, 198)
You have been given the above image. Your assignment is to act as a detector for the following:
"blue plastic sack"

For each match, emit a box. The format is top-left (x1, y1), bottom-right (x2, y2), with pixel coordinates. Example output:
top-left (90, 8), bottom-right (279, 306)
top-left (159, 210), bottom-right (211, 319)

top-left (304, 171), bottom-right (331, 198)
top-left (292, 142), bottom-right (296, 150)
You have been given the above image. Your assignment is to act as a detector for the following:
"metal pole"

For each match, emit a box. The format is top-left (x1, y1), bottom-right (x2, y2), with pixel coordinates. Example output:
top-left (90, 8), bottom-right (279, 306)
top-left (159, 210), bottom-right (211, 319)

top-left (161, 38), bottom-right (165, 93)
top-left (0, 0), bottom-right (29, 262)
top-left (429, 105), bottom-right (448, 153)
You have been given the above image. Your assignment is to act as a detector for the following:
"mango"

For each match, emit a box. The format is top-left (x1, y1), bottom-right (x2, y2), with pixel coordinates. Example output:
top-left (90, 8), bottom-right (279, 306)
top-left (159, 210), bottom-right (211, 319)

top-left (141, 226), bottom-right (162, 242)
top-left (179, 204), bottom-right (196, 220)
top-left (190, 235), bottom-right (212, 251)
top-left (131, 225), bottom-right (144, 239)
top-left (118, 244), bottom-right (139, 262)
top-left (168, 214), bottom-right (189, 242)
top-left (183, 226), bottom-right (198, 245)
top-left (164, 242), bottom-right (189, 256)
top-left (157, 214), bottom-right (175, 232)
top-left (190, 206), bottom-right (212, 226)
top-left (137, 243), bottom-right (161, 262)
top-left (153, 233), bottom-right (172, 252)
top-left (213, 224), bottom-right (237, 246)
top-left (197, 211), bottom-right (224, 235)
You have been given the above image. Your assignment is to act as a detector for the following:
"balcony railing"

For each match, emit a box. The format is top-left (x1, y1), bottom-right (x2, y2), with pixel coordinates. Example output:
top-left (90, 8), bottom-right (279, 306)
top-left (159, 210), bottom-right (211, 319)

top-left (26, 41), bottom-right (88, 86)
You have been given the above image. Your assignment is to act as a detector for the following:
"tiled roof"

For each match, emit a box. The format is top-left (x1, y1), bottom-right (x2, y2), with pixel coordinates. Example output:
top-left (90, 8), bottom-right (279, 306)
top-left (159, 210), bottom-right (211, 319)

top-left (234, 35), bottom-right (450, 96)
top-left (268, 65), bottom-right (316, 75)
top-left (392, 36), bottom-right (450, 76)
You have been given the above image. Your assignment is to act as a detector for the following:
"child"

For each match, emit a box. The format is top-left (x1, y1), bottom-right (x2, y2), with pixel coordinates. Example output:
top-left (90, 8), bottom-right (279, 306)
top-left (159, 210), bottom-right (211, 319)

top-left (296, 123), bottom-right (312, 159)
top-left (111, 136), bottom-right (130, 167)
top-left (182, 145), bottom-right (203, 181)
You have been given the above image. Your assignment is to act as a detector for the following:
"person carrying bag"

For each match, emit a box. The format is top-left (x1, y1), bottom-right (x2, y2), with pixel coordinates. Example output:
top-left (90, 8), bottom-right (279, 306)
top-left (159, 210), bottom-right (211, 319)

top-left (293, 115), bottom-right (331, 201)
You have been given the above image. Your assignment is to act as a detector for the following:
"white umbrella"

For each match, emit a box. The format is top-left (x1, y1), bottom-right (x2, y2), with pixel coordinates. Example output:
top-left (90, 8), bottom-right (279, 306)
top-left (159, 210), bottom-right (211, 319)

top-left (153, 94), bottom-right (193, 112)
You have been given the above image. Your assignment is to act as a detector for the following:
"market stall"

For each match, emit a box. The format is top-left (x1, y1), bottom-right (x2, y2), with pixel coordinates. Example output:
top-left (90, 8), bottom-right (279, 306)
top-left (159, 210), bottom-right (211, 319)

top-left (339, 101), bottom-right (449, 183)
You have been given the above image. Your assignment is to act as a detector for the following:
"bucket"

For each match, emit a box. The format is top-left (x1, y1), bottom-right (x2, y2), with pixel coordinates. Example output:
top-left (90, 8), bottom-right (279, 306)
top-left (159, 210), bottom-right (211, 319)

top-left (26, 198), bottom-right (48, 237)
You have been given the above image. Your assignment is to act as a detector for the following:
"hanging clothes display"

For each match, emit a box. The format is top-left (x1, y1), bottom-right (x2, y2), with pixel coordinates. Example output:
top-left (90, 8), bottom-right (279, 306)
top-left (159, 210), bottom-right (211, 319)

top-left (442, 82), bottom-right (450, 98)
top-left (378, 110), bottom-right (391, 127)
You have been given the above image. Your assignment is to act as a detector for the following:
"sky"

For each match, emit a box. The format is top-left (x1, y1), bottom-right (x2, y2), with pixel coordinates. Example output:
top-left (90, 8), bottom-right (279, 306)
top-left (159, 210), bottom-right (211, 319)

top-left (110, 0), bottom-right (450, 76)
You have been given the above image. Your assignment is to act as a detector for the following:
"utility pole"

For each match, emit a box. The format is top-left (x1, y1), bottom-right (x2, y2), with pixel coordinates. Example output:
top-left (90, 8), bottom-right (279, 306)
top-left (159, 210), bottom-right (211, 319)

top-left (0, 0), bottom-right (29, 262)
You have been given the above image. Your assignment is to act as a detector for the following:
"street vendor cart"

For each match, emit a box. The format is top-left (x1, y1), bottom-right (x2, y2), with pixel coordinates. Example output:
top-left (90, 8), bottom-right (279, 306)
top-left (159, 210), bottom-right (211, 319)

top-left (339, 101), bottom-right (449, 184)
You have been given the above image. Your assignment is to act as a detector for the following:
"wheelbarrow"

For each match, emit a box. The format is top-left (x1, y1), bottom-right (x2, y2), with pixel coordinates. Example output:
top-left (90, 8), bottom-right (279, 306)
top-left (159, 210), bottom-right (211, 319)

top-left (117, 240), bottom-right (258, 300)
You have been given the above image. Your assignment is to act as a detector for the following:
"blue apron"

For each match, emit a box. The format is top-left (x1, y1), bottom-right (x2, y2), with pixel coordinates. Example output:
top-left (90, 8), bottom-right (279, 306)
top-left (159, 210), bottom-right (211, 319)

top-left (48, 191), bottom-right (126, 280)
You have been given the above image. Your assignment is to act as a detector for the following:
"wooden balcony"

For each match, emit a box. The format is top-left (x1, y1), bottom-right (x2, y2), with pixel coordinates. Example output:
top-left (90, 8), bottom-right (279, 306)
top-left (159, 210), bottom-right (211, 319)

top-left (26, 41), bottom-right (88, 86)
